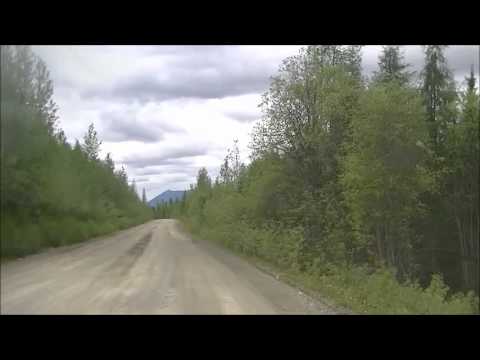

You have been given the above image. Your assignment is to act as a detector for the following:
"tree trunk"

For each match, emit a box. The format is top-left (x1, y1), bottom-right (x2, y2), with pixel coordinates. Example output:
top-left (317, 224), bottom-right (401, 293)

top-left (455, 215), bottom-right (469, 291)
top-left (376, 225), bottom-right (384, 266)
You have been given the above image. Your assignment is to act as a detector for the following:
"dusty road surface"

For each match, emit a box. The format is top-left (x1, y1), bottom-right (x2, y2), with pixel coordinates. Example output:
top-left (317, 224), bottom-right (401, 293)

top-left (1, 219), bottom-right (337, 314)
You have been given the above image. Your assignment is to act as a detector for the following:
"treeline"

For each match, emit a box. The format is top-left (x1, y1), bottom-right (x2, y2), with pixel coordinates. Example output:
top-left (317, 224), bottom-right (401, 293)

top-left (179, 46), bottom-right (479, 313)
top-left (1, 46), bottom-right (152, 258)
top-left (152, 195), bottom-right (186, 219)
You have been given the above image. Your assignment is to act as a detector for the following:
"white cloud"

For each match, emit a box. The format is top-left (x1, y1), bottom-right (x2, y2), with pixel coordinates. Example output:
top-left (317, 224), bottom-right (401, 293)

top-left (31, 45), bottom-right (479, 200)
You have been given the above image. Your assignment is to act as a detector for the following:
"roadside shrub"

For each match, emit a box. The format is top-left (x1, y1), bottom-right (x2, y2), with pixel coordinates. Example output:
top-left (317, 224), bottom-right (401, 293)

top-left (299, 266), bottom-right (478, 314)
top-left (1, 216), bottom-right (43, 257)
top-left (183, 217), bottom-right (478, 314)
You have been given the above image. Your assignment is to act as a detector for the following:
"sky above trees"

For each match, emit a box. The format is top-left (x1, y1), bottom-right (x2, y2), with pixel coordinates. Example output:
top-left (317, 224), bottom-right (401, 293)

top-left (32, 45), bottom-right (479, 200)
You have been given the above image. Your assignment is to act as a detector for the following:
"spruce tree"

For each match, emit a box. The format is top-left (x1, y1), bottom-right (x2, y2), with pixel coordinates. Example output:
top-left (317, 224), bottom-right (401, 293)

top-left (105, 153), bottom-right (115, 172)
top-left (465, 65), bottom-right (476, 94)
top-left (373, 46), bottom-right (411, 86)
top-left (421, 45), bottom-right (456, 148)
top-left (130, 179), bottom-right (137, 196)
top-left (82, 123), bottom-right (102, 161)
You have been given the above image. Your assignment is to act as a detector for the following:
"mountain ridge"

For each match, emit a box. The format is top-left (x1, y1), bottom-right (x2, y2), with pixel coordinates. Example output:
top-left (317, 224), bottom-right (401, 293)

top-left (148, 190), bottom-right (186, 208)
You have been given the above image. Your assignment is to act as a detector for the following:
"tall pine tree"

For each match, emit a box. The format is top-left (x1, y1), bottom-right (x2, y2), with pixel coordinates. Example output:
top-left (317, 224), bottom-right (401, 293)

top-left (373, 46), bottom-right (412, 86)
top-left (421, 46), bottom-right (457, 149)
top-left (82, 123), bottom-right (102, 161)
top-left (465, 65), bottom-right (477, 94)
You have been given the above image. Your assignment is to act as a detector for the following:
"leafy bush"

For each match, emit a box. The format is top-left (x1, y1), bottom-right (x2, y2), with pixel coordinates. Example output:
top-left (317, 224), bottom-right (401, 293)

top-left (296, 265), bottom-right (478, 314)
top-left (183, 216), bottom-right (478, 314)
top-left (1, 46), bottom-right (153, 259)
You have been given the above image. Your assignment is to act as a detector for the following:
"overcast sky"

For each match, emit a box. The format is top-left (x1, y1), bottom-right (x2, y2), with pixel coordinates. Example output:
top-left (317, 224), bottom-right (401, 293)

top-left (32, 45), bottom-right (479, 201)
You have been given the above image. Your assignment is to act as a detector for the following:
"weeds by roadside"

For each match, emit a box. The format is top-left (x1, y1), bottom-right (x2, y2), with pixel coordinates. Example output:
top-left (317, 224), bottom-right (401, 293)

top-left (182, 219), bottom-right (479, 315)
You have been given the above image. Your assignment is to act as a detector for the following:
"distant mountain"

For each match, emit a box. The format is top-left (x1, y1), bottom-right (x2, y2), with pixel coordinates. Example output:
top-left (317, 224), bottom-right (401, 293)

top-left (148, 190), bottom-right (186, 208)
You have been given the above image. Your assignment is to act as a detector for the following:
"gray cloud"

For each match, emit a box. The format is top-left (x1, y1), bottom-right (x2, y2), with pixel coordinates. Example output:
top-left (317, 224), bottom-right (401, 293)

top-left (135, 168), bottom-right (166, 176)
top-left (36, 45), bottom-right (478, 105)
top-left (85, 70), bottom-right (269, 103)
top-left (143, 173), bottom-right (196, 195)
top-left (225, 110), bottom-right (260, 123)
top-left (124, 156), bottom-right (193, 168)
top-left (75, 46), bottom-right (274, 102)
top-left (444, 46), bottom-right (479, 82)
top-left (132, 177), bottom-right (149, 183)
top-left (101, 110), bottom-right (161, 143)
top-left (100, 109), bottom-right (186, 143)
top-left (32, 45), bottom-right (479, 200)
top-left (362, 46), bottom-right (479, 84)
top-left (141, 45), bottom-right (232, 58)
top-left (132, 165), bottom-right (200, 200)
top-left (146, 179), bottom-right (192, 194)
top-left (135, 164), bottom-right (199, 176)
top-left (143, 164), bottom-right (219, 200)
top-left (122, 145), bottom-right (208, 168)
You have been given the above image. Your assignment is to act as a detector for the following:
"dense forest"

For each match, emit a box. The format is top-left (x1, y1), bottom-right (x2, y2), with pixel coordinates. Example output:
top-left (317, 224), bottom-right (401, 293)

top-left (1, 46), bottom-right (152, 258)
top-left (179, 46), bottom-right (479, 314)
top-left (1, 44), bottom-right (478, 313)
top-left (153, 194), bottom-right (186, 219)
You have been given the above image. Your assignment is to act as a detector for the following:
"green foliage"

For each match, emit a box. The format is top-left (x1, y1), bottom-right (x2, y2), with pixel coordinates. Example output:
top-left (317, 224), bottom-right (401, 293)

top-left (372, 46), bottom-right (413, 86)
top-left (421, 45), bottom-right (457, 149)
top-left (1, 45), bottom-right (152, 258)
top-left (183, 215), bottom-right (478, 314)
top-left (438, 78), bottom-right (480, 292)
top-left (297, 266), bottom-right (477, 314)
top-left (82, 123), bottom-right (102, 161)
top-left (153, 196), bottom-right (183, 219)
top-left (342, 83), bottom-right (435, 274)
top-left (177, 45), bottom-right (479, 313)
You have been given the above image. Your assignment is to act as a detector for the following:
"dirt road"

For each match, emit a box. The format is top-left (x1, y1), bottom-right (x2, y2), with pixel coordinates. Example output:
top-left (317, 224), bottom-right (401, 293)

top-left (1, 220), bottom-right (337, 314)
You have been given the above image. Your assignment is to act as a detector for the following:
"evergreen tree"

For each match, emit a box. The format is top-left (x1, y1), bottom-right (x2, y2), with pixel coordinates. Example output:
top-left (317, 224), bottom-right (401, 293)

top-left (418, 46), bottom-right (460, 284)
top-left (444, 67), bottom-right (479, 292)
top-left (465, 65), bottom-right (477, 94)
top-left (130, 179), bottom-right (137, 196)
top-left (56, 130), bottom-right (68, 145)
top-left (116, 166), bottom-right (128, 185)
top-left (342, 83), bottom-right (434, 274)
top-left (219, 139), bottom-right (243, 186)
top-left (73, 139), bottom-right (82, 151)
top-left (13, 46), bottom-right (35, 106)
top-left (32, 58), bottom-right (58, 135)
top-left (421, 45), bottom-right (457, 148)
top-left (1, 45), bottom-right (152, 259)
top-left (142, 188), bottom-right (147, 203)
top-left (196, 167), bottom-right (212, 191)
top-left (219, 157), bottom-right (231, 184)
top-left (82, 123), bottom-right (102, 161)
top-left (342, 45), bottom-right (363, 80)
top-left (104, 153), bottom-right (115, 172)
top-left (373, 46), bottom-right (412, 86)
